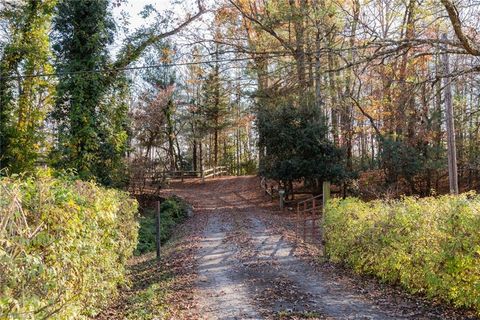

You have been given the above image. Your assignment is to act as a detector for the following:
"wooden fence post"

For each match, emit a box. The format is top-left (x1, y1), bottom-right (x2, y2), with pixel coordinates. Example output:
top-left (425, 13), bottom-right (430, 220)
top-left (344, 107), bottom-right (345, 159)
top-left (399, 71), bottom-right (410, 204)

top-left (156, 200), bottom-right (161, 261)
top-left (279, 189), bottom-right (285, 211)
top-left (322, 181), bottom-right (330, 208)
top-left (321, 181), bottom-right (330, 256)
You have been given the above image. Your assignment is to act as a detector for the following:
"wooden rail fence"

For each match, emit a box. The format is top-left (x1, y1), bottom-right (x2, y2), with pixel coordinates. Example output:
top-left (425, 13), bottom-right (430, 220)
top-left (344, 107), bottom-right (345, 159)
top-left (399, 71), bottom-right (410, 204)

top-left (260, 177), bottom-right (278, 200)
top-left (202, 166), bottom-right (228, 181)
top-left (129, 166), bottom-right (229, 195)
top-left (259, 177), bottom-right (331, 248)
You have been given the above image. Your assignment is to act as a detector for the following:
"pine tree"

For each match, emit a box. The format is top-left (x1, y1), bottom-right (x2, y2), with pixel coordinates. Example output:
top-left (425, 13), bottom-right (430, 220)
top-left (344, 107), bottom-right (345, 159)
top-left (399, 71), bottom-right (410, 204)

top-left (199, 63), bottom-right (229, 167)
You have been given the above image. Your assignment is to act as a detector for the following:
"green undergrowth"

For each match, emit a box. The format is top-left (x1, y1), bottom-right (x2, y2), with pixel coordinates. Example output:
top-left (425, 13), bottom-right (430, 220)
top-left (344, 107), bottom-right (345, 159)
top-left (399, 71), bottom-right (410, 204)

top-left (122, 254), bottom-right (175, 320)
top-left (325, 192), bottom-right (480, 314)
top-left (0, 170), bottom-right (138, 319)
top-left (99, 216), bottom-right (194, 320)
top-left (97, 195), bottom-right (194, 319)
top-left (135, 195), bottom-right (190, 255)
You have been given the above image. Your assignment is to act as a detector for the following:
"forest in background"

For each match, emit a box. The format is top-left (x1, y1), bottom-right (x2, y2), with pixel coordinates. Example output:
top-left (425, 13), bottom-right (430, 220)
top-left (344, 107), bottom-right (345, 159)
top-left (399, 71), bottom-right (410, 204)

top-left (2, 0), bottom-right (480, 198)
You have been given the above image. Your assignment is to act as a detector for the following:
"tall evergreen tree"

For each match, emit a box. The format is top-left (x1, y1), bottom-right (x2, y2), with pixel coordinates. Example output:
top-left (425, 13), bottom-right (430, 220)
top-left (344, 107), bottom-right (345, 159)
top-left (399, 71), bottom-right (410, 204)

top-left (51, 0), bottom-right (116, 182)
top-left (199, 63), bottom-right (229, 167)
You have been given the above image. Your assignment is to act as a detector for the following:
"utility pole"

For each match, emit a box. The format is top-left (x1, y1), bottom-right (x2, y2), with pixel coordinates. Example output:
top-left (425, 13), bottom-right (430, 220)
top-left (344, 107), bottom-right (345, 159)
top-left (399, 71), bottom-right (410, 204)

top-left (441, 33), bottom-right (459, 194)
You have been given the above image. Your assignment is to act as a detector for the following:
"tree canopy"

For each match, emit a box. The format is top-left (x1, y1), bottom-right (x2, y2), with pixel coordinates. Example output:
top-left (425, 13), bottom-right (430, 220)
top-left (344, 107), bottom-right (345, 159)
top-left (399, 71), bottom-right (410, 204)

top-left (0, 0), bottom-right (479, 195)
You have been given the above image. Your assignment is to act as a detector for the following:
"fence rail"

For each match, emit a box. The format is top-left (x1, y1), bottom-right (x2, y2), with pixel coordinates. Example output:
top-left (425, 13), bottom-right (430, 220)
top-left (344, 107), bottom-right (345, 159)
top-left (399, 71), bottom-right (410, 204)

top-left (295, 194), bottom-right (323, 244)
top-left (202, 166), bottom-right (227, 179)
top-left (128, 166), bottom-right (229, 194)
top-left (294, 181), bottom-right (331, 250)
top-left (260, 177), bottom-right (278, 199)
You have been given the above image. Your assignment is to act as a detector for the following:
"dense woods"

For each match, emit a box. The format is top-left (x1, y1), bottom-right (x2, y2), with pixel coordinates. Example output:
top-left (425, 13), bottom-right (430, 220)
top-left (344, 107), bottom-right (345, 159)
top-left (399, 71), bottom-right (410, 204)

top-left (2, 0), bottom-right (480, 196)
top-left (2, 0), bottom-right (480, 318)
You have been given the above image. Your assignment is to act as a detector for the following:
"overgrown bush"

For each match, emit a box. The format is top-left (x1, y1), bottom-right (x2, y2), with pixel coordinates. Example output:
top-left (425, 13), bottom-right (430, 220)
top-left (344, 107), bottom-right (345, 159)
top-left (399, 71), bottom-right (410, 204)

top-left (0, 171), bottom-right (139, 319)
top-left (135, 196), bottom-right (189, 255)
top-left (325, 193), bottom-right (480, 313)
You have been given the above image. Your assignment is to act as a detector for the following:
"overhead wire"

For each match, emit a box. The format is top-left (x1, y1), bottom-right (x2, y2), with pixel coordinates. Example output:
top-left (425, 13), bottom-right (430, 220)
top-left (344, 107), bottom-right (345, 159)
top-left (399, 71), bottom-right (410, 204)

top-left (0, 54), bottom-right (289, 81)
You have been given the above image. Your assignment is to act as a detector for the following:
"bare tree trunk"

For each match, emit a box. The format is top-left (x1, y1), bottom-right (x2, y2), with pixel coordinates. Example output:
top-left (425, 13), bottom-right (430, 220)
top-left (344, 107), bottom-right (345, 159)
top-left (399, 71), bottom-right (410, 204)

top-left (193, 139), bottom-right (197, 171)
top-left (236, 87), bottom-right (241, 175)
top-left (289, 0), bottom-right (306, 88)
top-left (312, 0), bottom-right (324, 125)
top-left (199, 140), bottom-right (203, 174)
top-left (214, 126), bottom-right (218, 167)
top-left (441, 33), bottom-right (459, 194)
top-left (328, 51), bottom-right (339, 146)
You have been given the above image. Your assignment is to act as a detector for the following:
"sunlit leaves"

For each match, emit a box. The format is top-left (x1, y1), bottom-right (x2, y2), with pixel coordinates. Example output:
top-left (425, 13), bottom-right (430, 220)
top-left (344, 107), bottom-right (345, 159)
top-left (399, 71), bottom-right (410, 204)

top-left (325, 193), bottom-right (480, 313)
top-left (0, 171), bottom-right (138, 319)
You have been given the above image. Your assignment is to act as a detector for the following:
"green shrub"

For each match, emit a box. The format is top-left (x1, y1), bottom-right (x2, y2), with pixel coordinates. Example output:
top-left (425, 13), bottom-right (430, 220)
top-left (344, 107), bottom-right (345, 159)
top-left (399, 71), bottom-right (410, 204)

top-left (135, 196), bottom-right (189, 255)
top-left (0, 171), bottom-right (139, 319)
top-left (325, 193), bottom-right (480, 313)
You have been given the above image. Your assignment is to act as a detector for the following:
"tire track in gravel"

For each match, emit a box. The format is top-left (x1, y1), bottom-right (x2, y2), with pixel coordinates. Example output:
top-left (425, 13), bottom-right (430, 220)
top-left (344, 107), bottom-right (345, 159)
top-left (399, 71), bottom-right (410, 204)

top-left (196, 213), bottom-right (259, 319)
top-left (167, 176), bottom-right (476, 319)
top-left (244, 217), bottom-right (398, 319)
top-left (217, 178), bottom-right (399, 319)
top-left (194, 178), bottom-right (260, 320)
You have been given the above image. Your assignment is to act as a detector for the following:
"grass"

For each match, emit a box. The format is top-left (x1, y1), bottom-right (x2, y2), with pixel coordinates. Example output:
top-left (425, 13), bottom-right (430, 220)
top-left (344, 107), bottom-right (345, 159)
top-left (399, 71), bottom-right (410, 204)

top-left (96, 196), bottom-right (200, 319)
top-left (277, 310), bottom-right (324, 319)
top-left (123, 255), bottom-right (175, 319)
top-left (135, 195), bottom-right (190, 255)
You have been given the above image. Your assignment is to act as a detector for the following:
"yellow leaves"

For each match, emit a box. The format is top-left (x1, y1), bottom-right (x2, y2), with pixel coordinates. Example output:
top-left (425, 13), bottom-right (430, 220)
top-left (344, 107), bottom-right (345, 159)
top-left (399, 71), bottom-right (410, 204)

top-left (325, 193), bottom-right (480, 314)
top-left (160, 47), bottom-right (174, 63)
top-left (0, 173), bottom-right (138, 319)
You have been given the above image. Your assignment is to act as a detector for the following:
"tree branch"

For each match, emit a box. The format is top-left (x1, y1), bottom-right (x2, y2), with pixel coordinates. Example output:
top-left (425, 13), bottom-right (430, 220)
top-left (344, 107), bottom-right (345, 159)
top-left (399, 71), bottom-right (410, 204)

top-left (440, 0), bottom-right (480, 56)
top-left (112, 1), bottom-right (205, 72)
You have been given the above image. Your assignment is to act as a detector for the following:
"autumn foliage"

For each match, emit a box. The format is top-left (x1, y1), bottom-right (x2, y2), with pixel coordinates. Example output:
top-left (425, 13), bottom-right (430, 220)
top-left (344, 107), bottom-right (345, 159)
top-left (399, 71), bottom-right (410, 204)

top-left (325, 194), bottom-right (480, 313)
top-left (0, 171), bottom-right (138, 319)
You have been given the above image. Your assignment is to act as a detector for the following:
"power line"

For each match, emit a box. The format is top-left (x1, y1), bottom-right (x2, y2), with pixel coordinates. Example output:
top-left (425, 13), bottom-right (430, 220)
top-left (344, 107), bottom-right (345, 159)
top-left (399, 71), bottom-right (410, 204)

top-left (1, 54), bottom-right (288, 81)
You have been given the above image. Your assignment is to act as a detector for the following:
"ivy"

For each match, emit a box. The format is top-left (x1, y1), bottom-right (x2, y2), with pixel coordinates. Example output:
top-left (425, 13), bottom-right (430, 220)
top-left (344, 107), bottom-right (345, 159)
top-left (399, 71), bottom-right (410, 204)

top-left (51, 0), bottom-right (129, 186)
top-left (0, 0), bottom-right (56, 174)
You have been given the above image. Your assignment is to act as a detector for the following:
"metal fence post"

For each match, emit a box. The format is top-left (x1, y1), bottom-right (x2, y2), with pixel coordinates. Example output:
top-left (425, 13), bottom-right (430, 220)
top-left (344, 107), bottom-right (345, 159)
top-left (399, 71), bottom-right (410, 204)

top-left (156, 200), bottom-right (161, 261)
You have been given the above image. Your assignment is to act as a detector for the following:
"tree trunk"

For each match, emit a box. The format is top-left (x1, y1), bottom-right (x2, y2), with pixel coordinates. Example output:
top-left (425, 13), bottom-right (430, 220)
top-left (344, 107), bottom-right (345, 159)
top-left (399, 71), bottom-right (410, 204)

top-left (193, 139), bottom-right (197, 171)
top-left (289, 0), bottom-right (306, 88)
top-left (441, 33), bottom-right (459, 194)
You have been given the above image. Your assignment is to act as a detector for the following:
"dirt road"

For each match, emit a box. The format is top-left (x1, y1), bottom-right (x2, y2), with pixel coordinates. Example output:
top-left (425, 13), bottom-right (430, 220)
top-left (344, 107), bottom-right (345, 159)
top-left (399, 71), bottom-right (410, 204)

top-left (164, 176), bottom-right (475, 320)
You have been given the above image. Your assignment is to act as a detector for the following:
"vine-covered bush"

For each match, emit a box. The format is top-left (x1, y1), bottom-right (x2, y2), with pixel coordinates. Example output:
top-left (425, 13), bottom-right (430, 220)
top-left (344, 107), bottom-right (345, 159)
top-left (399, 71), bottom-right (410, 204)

top-left (325, 193), bottom-right (480, 313)
top-left (0, 171), bottom-right (138, 319)
top-left (135, 196), bottom-right (189, 255)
